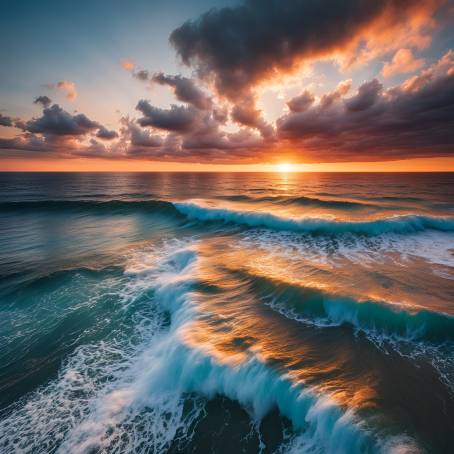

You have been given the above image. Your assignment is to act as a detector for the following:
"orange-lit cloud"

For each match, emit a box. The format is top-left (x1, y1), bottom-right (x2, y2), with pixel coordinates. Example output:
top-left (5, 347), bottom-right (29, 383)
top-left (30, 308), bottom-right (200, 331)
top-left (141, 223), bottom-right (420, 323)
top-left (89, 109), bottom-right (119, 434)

top-left (120, 59), bottom-right (135, 72)
top-left (56, 80), bottom-right (77, 101)
top-left (276, 50), bottom-right (454, 161)
top-left (170, 0), bottom-right (442, 100)
top-left (341, 1), bottom-right (437, 69)
top-left (1, 51), bottom-right (453, 165)
top-left (382, 49), bottom-right (425, 77)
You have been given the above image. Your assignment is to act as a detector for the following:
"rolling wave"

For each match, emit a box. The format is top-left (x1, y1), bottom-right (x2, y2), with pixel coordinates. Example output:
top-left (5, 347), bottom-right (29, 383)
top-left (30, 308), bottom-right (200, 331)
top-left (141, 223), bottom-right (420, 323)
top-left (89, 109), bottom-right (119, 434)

top-left (241, 272), bottom-right (454, 343)
top-left (174, 201), bottom-right (454, 235)
top-left (4, 199), bottom-right (454, 237)
top-left (254, 273), bottom-right (454, 393)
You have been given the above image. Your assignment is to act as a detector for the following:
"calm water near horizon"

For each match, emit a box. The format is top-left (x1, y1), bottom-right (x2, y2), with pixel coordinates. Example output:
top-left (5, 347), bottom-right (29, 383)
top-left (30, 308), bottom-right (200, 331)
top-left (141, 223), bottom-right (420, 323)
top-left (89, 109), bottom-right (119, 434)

top-left (0, 172), bottom-right (453, 453)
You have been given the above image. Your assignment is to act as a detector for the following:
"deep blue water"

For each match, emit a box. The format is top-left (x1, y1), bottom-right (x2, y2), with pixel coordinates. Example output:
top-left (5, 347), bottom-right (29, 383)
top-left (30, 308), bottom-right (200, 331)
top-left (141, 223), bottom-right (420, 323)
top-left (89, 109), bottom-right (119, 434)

top-left (0, 172), bottom-right (453, 453)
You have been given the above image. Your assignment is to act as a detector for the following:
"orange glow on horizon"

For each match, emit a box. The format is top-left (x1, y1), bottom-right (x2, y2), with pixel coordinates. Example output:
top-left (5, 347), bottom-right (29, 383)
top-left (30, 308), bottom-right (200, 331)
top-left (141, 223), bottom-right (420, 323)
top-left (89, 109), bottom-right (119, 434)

top-left (1, 157), bottom-right (454, 172)
top-left (276, 163), bottom-right (295, 173)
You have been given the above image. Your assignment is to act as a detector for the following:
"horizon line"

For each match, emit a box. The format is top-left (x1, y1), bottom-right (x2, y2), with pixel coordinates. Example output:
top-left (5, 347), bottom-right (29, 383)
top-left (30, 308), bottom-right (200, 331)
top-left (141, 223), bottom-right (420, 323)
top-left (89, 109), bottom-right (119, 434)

top-left (1, 170), bottom-right (454, 174)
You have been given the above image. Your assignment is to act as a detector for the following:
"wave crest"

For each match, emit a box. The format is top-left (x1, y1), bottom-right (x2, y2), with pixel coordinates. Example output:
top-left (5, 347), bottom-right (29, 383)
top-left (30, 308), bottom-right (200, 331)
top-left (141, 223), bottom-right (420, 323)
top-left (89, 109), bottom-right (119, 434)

top-left (174, 201), bottom-right (454, 235)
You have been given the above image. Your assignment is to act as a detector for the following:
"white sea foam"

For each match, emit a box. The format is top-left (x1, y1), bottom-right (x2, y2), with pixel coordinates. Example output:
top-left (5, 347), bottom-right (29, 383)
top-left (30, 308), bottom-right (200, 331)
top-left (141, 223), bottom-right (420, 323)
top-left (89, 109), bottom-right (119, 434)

top-left (57, 241), bottom-right (374, 453)
top-left (239, 229), bottom-right (454, 273)
top-left (0, 239), bottom-right (423, 453)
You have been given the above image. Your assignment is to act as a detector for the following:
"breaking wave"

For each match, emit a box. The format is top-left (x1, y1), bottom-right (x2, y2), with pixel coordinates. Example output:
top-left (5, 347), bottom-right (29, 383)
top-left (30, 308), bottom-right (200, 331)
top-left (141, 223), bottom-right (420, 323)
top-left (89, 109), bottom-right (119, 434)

top-left (5, 199), bottom-right (454, 238)
top-left (0, 240), bottom-right (419, 453)
top-left (174, 201), bottom-right (454, 236)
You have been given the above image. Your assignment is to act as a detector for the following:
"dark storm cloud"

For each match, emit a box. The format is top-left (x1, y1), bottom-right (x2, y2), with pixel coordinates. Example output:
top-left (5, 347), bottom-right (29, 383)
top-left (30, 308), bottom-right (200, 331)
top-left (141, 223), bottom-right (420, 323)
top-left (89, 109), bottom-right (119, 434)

top-left (287, 90), bottom-right (315, 113)
top-left (121, 118), bottom-right (163, 148)
top-left (33, 96), bottom-right (52, 108)
top-left (152, 73), bottom-right (212, 110)
top-left (345, 79), bottom-right (382, 112)
top-left (96, 126), bottom-right (119, 140)
top-left (170, 0), bottom-right (438, 99)
top-left (320, 80), bottom-right (352, 109)
top-left (122, 97), bottom-right (269, 162)
top-left (23, 104), bottom-right (100, 136)
top-left (287, 80), bottom-right (351, 114)
top-left (0, 135), bottom-right (48, 152)
top-left (0, 132), bottom-right (83, 155)
top-left (213, 106), bottom-right (228, 123)
top-left (231, 99), bottom-right (274, 138)
top-left (182, 127), bottom-right (264, 154)
top-left (0, 102), bottom-right (122, 158)
top-left (134, 69), bottom-right (150, 81)
top-left (126, 89), bottom-right (269, 160)
top-left (136, 101), bottom-right (200, 133)
top-left (130, 67), bottom-right (213, 111)
top-left (157, 126), bottom-right (267, 163)
top-left (0, 114), bottom-right (13, 127)
top-left (277, 53), bottom-right (454, 161)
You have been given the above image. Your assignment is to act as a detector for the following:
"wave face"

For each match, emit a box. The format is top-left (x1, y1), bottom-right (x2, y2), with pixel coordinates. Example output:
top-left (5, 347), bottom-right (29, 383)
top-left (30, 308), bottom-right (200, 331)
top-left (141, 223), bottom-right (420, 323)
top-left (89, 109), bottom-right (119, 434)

top-left (1, 172), bottom-right (454, 453)
top-left (174, 201), bottom-right (454, 235)
top-left (242, 272), bottom-right (454, 343)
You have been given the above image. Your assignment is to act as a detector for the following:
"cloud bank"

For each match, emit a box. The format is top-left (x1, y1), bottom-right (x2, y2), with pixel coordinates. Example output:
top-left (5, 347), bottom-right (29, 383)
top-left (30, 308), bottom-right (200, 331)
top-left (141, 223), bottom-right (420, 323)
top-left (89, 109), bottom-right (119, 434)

top-left (1, 0), bottom-right (452, 165)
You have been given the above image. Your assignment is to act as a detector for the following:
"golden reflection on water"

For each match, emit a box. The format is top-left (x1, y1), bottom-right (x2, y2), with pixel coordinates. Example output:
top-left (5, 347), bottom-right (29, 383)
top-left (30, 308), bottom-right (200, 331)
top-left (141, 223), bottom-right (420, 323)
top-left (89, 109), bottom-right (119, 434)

top-left (160, 196), bottom-right (453, 418)
top-left (177, 239), bottom-right (379, 412)
top-left (224, 234), bottom-right (452, 313)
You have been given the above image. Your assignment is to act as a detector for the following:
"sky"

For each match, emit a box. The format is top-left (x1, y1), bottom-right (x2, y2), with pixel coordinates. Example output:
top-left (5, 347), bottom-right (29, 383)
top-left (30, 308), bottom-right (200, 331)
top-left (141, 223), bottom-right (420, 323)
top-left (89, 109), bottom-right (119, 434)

top-left (0, 0), bottom-right (453, 171)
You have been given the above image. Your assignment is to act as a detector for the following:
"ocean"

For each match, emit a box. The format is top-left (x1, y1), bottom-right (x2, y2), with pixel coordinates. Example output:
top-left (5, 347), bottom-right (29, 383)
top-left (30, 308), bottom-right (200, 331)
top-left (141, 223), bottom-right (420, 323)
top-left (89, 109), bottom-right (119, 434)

top-left (0, 172), bottom-right (453, 453)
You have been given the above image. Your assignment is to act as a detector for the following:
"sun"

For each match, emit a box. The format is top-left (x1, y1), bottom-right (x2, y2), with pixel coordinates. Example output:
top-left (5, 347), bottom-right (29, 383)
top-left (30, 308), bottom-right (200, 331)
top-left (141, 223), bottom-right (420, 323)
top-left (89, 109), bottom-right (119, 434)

top-left (276, 163), bottom-right (294, 173)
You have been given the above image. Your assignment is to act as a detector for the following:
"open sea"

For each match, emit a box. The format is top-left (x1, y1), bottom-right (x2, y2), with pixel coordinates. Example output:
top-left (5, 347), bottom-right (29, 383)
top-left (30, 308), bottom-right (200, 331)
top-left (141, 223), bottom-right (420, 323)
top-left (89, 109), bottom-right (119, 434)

top-left (0, 172), bottom-right (453, 453)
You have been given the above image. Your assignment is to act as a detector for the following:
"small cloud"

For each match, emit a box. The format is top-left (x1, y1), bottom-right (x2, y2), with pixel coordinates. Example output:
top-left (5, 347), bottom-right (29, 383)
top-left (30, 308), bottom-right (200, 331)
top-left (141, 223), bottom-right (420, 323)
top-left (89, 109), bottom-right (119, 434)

top-left (382, 49), bottom-right (425, 78)
top-left (96, 126), bottom-right (119, 140)
top-left (0, 114), bottom-right (13, 127)
top-left (152, 73), bottom-right (212, 110)
top-left (320, 80), bottom-right (352, 109)
top-left (136, 101), bottom-right (198, 133)
top-left (134, 69), bottom-right (150, 81)
top-left (56, 81), bottom-right (77, 101)
top-left (23, 104), bottom-right (99, 136)
top-left (34, 95), bottom-right (52, 108)
top-left (121, 59), bottom-right (135, 72)
top-left (345, 79), bottom-right (382, 112)
top-left (287, 90), bottom-right (315, 113)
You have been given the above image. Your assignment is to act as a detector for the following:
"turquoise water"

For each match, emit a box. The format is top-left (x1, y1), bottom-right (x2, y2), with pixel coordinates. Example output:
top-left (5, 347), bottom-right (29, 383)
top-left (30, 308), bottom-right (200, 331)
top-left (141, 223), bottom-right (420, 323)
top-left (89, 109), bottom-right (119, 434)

top-left (0, 172), bottom-right (453, 453)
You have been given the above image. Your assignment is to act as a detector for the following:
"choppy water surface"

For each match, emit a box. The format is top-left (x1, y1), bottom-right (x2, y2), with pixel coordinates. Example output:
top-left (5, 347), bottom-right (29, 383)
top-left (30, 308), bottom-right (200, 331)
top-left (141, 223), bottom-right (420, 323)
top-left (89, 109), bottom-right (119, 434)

top-left (0, 172), bottom-right (453, 453)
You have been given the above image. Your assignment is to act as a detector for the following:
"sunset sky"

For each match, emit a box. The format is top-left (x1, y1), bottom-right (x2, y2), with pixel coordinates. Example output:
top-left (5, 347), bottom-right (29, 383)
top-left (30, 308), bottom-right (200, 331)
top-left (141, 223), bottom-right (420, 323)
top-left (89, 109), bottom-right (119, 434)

top-left (1, 0), bottom-right (453, 171)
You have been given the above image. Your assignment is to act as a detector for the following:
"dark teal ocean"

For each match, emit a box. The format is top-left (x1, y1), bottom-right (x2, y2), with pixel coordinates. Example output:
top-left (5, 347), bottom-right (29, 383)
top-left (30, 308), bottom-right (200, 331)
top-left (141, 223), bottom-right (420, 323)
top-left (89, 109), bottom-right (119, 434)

top-left (0, 172), bottom-right (453, 453)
